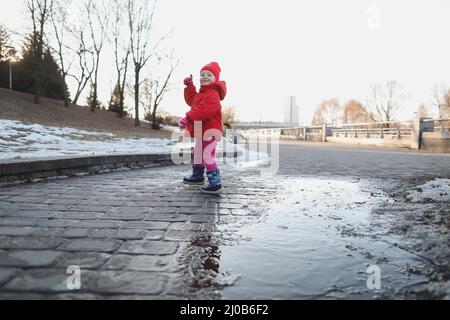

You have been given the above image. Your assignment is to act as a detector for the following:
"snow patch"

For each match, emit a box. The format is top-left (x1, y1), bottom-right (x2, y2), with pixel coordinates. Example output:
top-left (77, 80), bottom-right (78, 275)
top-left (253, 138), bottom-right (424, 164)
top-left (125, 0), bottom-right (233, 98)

top-left (406, 178), bottom-right (450, 203)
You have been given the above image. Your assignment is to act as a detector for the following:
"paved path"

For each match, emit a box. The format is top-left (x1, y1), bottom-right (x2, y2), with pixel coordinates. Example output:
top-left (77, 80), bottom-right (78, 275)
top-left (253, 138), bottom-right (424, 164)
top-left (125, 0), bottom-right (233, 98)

top-left (0, 142), bottom-right (448, 299)
top-left (276, 141), bottom-right (450, 178)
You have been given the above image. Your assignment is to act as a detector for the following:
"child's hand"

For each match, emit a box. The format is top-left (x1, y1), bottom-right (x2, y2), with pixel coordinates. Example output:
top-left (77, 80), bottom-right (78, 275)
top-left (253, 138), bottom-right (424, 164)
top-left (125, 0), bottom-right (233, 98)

top-left (179, 116), bottom-right (190, 130)
top-left (184, 74), bottom-right (193, 87)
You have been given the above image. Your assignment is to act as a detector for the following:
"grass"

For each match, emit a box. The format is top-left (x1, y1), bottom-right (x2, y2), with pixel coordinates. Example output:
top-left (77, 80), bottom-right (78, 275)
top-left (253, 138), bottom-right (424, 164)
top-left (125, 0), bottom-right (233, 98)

top-left (0, 88), bottom-right (173, 140)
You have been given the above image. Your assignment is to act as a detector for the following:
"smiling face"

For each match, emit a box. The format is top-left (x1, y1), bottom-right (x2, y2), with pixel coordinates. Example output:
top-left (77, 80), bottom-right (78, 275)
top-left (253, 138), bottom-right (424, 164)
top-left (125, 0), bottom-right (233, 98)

top-left (200, 70), bottom-right (216, 86)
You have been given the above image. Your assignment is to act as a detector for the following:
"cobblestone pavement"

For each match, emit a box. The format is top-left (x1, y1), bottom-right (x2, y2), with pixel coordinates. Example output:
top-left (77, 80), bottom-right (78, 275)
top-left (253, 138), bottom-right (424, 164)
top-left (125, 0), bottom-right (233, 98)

top-left (0, 141), bottom-right (448, 299)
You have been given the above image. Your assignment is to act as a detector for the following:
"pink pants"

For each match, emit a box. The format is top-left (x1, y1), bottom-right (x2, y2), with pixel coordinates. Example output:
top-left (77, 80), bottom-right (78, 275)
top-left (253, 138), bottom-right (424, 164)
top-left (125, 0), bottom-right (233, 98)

top-left (193, 139), bottom-right (218, 171)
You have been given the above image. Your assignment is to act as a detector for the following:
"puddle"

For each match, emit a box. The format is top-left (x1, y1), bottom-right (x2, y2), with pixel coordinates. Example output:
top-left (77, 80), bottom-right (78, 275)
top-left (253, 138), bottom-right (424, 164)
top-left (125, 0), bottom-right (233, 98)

top-left (206, 177), bottom-right (445, 299)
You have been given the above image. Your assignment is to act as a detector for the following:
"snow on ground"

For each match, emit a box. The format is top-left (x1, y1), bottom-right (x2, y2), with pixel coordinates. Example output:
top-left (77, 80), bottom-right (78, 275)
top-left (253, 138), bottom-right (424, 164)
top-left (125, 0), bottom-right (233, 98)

top-left (0, 119), bottom-right (175, 160)
top-left (406, 178), bottom-right (450, 203)
top-left (0, 119), bottom-right (269, 163)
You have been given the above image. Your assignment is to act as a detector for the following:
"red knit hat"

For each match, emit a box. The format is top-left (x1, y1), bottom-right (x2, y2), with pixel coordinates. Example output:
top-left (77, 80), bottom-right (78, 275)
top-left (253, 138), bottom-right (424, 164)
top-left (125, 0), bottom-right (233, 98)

top-left (201, 62), bottom-right (221, 82)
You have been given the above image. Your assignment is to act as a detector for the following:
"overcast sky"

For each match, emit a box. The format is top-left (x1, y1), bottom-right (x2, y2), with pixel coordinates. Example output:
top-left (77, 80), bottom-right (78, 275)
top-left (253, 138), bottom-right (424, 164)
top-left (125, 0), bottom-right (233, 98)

top-left (1, 0), bottom-right (449, 123)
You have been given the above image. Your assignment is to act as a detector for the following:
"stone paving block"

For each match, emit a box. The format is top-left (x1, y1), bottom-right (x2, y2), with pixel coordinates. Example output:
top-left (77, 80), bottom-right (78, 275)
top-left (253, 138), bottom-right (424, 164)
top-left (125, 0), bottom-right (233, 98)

top-left (127, 202), bottom-right (170, 208)
top-left (0, 236), bottom-right (65, 250)
top-left (147, 207), bottom-right (178, 214)
top-left (143, 231), bottom-right (165, 241)
top-left (13, 210), bottom-right (59, 219)
top-left (2, 269), bottom-right (97, 293)
top-left (103, 254), bottom-right (182, 273)
top-left (219, 203), bottom-right (246, 209)
top-left (68, 205), bottom-right (113, 213)
top-left (37, 219), bottom-right (80, 228)
top-left (6, 196), bottom-right (46, 204)
top-left (122, 221), bottom-right (170, 230)
top-left (0, 227), bottom-right (36, 236)
top-left (164, 230), bottom-right (197, 242)
top-left (15, 204), bottom-right (73, 211)
top-left (189, 215), bottom-right (218, 223)
top-left (89, 271), bottom-right (167, 295)
top-left (178, 207), bottom-right (218, 215)
top-left (0, 218), bottom-right (41, 227)
top-left (55, 212), bottom-right (105, 220)
top-left (0, 268), bottom-right (21, 286)
top-left (62, 228), bottom-right (92, 238)
top-left (109, 207), bottom-right (150, 214)
top-left (43, 198), bottom-right (83, 206)
top-left (90, 229), bottom-right (148, 240)
top-left (118, 241), bottom-right (179, 256)
top-left (144, 213), bottom-right (190, 222)
top-left (0, 250), bottom-right (64, 268)
top-left (168, 222), bottom-right (206, 231)
top-left (80, 200), bottom-right (131, 207)
top-left (75, 220), bottom-right (124, 229)
top-left (99, 212), bottom-right (145, 221)
top-left (55, 252), bottom-right (112, 270)
top-left (169, 202), bottom-right (204, 208)
top-left (32, 228), bottom-right (65, 237)
top-left (218, 208), bottom-right (232, 215)
top-left (58, 239), bottom-right (123, 253)
top-left (0, 210), bottom-right (14, 217)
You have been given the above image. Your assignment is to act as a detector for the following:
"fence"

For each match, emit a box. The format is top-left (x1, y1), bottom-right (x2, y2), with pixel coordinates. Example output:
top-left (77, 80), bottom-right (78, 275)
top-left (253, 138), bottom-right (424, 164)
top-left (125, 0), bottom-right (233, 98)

top-left (230, 118), bottom-right (450, 152)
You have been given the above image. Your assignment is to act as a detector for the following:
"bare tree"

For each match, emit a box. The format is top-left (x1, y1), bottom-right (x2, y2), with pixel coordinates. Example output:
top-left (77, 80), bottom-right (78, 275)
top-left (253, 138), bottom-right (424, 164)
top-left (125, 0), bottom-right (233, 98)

top-left (415, 103), bottom-right (430, 118)
top-left (431, 84), bottom-right (450, 118)
top-left (312, 98), bottom-right (342, 125)
top-left (84, 0), bottom-right (108, 111)
top-left (149, 62), bottom-right (178, 129)
top-left (49, 0), bottom-right (72, 106)
top-left (342, 99), bottom-right (372, 124)
top-left (110, 0), bottom-right (130, 117)
top-left (127, 0), bottom-right (169, 127)
top-left (222, 106), bottom-right (238, 125)
top-left (367, 81), bottom-right (406, 124)
top-left (0, 24), bottom-right (12, 61)
top-left (26, 0), bottom-right (54, 104)
top-left (140, 54), bottom-right (179, 129)
top-left (68, 29), bottom-right (95, 106)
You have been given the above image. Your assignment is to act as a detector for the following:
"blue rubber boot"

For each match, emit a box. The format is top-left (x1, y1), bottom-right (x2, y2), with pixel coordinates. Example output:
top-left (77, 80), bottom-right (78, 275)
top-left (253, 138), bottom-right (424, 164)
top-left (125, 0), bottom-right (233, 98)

top-left (201, 170), bottom-right (222, 194)
top-left (183, 166), bottom-right (205, 185)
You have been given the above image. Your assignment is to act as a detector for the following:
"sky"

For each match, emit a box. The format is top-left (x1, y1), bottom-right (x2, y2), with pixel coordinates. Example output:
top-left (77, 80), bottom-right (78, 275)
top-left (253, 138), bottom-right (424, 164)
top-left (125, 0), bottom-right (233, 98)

top-left (1, 0), bottom-right (449, 123)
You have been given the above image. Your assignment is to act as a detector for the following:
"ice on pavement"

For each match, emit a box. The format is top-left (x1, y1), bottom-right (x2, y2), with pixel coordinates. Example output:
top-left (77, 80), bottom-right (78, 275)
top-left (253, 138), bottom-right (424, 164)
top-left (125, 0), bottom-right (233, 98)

top-left (406, 178), bottom-right (450, 203)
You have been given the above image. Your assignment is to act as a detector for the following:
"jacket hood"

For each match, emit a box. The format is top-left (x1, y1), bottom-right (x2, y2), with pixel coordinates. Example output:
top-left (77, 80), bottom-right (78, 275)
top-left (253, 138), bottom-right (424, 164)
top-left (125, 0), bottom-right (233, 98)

top-left (200, 81), bottom-right (227, 101)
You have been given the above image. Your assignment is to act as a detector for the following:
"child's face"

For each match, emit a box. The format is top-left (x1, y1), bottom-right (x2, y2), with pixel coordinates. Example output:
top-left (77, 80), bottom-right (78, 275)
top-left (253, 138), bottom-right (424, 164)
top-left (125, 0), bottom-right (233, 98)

top-left (200, 70), bottom-right (216, 86)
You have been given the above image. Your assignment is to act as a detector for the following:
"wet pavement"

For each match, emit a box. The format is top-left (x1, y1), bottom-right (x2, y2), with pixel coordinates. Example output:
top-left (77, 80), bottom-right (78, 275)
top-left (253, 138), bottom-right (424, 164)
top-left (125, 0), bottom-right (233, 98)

top-left (0, 141), bottom-right (448, 299)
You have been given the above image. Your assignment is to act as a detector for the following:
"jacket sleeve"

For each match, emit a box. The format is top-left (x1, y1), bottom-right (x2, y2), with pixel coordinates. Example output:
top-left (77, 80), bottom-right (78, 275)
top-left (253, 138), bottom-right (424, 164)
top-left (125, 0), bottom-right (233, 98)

top-left (186, 91), bottom-right (221, 121)
top-left (184, 85), bottom-right (198, 107)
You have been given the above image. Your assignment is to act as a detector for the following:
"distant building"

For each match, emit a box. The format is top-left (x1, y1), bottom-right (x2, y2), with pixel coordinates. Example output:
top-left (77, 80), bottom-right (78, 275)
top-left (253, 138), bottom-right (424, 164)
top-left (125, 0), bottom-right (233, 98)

top-left (284, 96), bottom-right (299, 126)
top-left (439, 104), bottom-right (450, 119)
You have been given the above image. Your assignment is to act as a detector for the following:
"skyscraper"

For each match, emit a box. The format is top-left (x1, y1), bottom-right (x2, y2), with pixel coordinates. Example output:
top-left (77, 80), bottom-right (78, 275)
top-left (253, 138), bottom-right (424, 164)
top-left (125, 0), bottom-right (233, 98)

top-left (284, 96), bottom-right (299, 126)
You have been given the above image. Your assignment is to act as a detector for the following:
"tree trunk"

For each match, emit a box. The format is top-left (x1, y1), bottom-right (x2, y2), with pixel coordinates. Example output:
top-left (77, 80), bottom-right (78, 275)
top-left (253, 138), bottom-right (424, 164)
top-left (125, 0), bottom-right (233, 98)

top-left (119, 88), bottom-right (125, 117)
top-left (73, 91), bottom-right (81, 106)
top-left (63, 74), bottom-right (69, 107)
top-left (91, 55), bottom-right (100, 112)
top-left (151, 103), bottom-right (158, 129)
top-left (134, 64), bottom-right (140, 127)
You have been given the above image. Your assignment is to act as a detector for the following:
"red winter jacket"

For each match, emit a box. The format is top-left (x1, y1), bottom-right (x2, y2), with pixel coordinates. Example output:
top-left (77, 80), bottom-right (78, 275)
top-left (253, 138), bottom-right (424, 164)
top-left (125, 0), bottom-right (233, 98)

top-left (184, 81), bottom-right (227, 140)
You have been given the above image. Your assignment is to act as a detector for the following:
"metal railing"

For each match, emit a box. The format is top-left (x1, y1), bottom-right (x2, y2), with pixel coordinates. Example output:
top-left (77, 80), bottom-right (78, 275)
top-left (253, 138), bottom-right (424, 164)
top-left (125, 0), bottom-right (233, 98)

top-left (422, 118), bottom-right (450, 132)
top-left (328, 121), bottom-right (413, 140)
